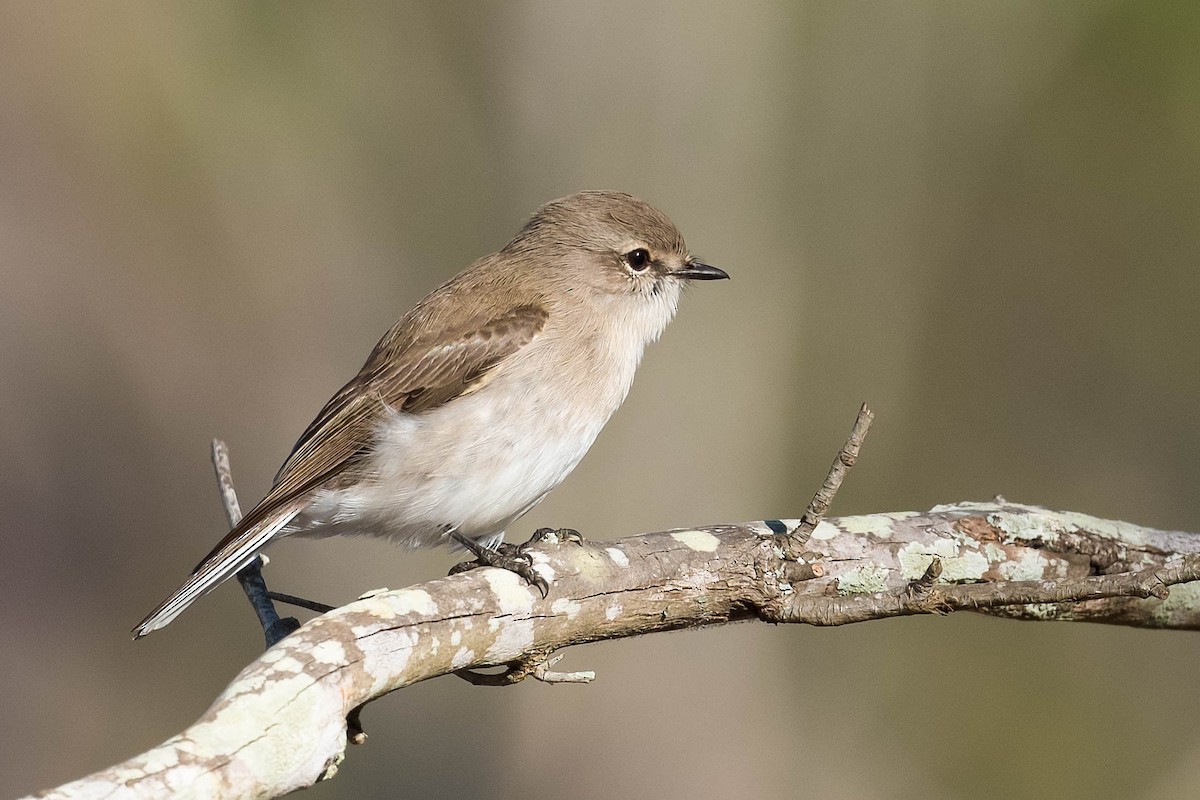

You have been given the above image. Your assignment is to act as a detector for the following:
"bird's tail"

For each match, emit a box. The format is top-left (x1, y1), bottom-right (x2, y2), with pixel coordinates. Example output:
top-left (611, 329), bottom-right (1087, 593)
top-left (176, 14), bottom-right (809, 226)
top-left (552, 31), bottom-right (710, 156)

top-left (132, 508), bottom-right (301, 638)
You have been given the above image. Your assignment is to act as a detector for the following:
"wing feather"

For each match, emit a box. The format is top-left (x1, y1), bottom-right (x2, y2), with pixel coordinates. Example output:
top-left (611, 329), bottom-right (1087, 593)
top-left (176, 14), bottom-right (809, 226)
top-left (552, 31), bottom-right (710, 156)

top-left (133, 302), bottom-right (548, 636)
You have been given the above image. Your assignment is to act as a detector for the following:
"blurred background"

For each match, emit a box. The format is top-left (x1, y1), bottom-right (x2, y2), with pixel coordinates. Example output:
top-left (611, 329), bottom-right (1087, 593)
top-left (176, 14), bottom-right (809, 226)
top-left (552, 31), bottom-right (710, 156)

top-left (3, 2), bottom-right (1199, 798)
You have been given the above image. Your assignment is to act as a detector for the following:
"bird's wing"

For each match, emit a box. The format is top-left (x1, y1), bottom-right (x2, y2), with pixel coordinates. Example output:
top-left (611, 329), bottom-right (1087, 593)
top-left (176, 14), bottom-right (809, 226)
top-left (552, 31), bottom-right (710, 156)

top-left (133, 303), bottom-right (549, 637)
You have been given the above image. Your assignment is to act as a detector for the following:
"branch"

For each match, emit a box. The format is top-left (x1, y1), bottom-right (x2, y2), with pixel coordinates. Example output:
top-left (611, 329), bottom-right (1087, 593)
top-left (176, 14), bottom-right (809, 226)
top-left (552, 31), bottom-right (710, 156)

top-left (30, 501), bottom-right (1200, 798)
top-left (26, 404), bottom-right (1200, 797)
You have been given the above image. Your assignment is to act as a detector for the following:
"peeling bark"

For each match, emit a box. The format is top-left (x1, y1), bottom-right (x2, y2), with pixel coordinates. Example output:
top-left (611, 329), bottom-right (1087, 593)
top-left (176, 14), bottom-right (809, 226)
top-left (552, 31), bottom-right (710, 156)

top-left (28, 502), bottom-right (1200, 799)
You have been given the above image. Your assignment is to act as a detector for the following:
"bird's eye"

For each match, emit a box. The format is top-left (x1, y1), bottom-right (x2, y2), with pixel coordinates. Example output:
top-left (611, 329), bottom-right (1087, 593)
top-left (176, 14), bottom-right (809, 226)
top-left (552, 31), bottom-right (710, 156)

top-left (625, 248), bottom-right (651, 271)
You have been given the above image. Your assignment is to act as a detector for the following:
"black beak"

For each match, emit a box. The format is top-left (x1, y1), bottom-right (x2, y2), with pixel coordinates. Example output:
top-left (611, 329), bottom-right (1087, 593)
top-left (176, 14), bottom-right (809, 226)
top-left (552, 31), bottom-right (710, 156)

top-left (672, 259), bottom-right (729, 281)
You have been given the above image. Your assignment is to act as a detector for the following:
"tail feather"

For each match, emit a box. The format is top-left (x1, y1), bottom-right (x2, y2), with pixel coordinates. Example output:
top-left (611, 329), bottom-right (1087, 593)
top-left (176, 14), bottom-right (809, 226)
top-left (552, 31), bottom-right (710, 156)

top-left (132, 508), bottom-right (301, 638)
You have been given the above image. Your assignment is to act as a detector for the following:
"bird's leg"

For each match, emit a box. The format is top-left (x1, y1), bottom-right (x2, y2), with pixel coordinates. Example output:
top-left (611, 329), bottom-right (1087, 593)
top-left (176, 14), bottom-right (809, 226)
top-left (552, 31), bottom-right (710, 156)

top-left (235, 556), bottom-right (301, 648)
top-left (448, 530), bottom-right (550, 597)
top-left (265, 591), bottom-right (336, 614)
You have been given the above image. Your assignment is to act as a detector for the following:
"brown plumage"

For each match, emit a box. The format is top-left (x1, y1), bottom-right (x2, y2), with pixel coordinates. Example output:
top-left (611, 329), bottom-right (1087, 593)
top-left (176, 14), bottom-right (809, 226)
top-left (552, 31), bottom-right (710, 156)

top-left (135, 191), bottom-right (727, 637)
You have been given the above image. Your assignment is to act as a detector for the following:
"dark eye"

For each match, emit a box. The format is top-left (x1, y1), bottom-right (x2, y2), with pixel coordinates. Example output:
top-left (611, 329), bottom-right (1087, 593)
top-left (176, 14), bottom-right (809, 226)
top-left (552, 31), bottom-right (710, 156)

top-left (625, 248), bottom-right (651, 271)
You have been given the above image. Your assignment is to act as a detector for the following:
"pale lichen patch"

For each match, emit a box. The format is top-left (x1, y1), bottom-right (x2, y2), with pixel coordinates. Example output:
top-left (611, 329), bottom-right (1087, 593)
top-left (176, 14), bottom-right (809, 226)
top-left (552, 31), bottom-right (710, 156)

top-left (985, 509), bottom-right (1106, 548)
top-left (450, 647), bottom-right (475, 669)
top-left (307, 640), bottom-right (347, 665)
top-left (483, 569), bottom-right (538, 613)
top-left (384, 588), bottom-right (439, 617)
top-left (351, 622), bottom-right (382, 639)
top-left (606, 547), bottom-right (630, 567)
top-left (484, 615), bottom-right (535, 662)
top-left (1058, 510), bottom-right (1150, 546)
top-left (359, 628), bottom-right (417, 695)
top-left (941, 550), bottom-right (989, 582)
top-left (260, 648), bottom-right (288, 664)
top-left (480, 571), bottom-right (537, 661)
top-left (929, 501), bottom-right (997, 514)
top-left (898, 540), bottom-right (950, 574)
top-left (1155, 580), bottom-right (1200, 625)
top-left (998, 550), bottom-right (1054, 581)
top-left (162, 764), bottom-right (207, 794)
top-left (897, 540), bottom-right (988, 582)
top-left (809, 520), bottom-right (841, 541)
top-left (837, 564), bottom-right (890, 594)
top-left (349, 597), bottom-right (401, 629)
top-left (677, 568), bottom-right (721, 591)
top-left (670, 530), bottom-right (720, 552)
top-left (839, 511), bottom-right (920, 537)
top-left (266, 656), bottom-right (307, 676)
top-left (222, 672), bottom-right (268, 698)
top-left (450, 630), bottom-right (462, 646)
top-left (551, 598), bottom-right (582, 618)
top-left (193, 673), bottom-right (312, 752)
top-left (140, 745), bottom-right (181, 773)
top-left (605, 603), bottom-right (622, 621)
top-left (832, 516), bottom-right (873, 536)
top-left (525, 549), bottom-right (557, 583)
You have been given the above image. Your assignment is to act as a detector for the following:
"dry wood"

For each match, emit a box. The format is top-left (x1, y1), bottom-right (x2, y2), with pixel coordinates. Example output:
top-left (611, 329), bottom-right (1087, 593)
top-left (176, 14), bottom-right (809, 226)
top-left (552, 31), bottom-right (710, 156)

top-left (27, 411), bottom-right (1200, 798)
top-left (29, 500), bottom-right (1200, 799)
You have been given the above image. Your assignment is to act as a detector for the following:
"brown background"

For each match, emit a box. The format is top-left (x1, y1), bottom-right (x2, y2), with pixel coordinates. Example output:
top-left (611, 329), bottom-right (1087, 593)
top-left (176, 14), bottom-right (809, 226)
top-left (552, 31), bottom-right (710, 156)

top-left (3, 3), bottom-right (1199, 798)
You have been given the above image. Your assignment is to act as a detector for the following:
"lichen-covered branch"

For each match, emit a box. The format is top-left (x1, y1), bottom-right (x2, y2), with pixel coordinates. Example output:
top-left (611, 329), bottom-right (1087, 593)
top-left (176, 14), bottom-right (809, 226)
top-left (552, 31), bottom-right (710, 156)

top-left (29, 502), bottom-right (1200, 799)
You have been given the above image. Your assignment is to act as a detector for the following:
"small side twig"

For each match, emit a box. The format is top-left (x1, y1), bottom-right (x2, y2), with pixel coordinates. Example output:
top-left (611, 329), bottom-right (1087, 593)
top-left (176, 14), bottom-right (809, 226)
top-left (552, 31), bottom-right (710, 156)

top-left (211, 439), bottom-right (299, 649)
top-left (456, 649), bottom-right (595, 686)
top-left (777, 403), bottom-right (874, 558)
top-left (906, 557), bottom-right (944, 598)
top-left (455, 651), bottom-right (552, 686)
top-left (532, 654), bottom-right (596, 684)
top-left (211, 438), bottom-right (244, 528)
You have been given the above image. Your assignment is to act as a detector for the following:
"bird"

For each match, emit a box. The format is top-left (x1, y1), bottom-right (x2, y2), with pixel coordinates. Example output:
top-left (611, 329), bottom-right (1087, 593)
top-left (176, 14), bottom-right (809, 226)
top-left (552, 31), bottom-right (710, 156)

top-left (133, 190), bottom-right (728, 638)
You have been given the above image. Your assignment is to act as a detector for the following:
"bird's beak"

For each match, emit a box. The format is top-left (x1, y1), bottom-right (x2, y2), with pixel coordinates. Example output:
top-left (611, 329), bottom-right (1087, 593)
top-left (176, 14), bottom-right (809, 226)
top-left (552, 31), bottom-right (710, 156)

top-left (671, 259), bottom-right (729, 281)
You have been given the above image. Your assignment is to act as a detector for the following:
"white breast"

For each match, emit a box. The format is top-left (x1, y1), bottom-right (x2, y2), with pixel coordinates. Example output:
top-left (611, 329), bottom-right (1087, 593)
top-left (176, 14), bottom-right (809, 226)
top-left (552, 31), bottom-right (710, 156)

top-left (294, 284), bottom-right (679, 548)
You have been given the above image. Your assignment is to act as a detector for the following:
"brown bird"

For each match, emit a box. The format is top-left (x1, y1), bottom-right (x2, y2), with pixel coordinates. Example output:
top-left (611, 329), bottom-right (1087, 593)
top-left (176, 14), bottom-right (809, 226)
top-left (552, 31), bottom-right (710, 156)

top-left (134, 190), bottom-right (727, 637)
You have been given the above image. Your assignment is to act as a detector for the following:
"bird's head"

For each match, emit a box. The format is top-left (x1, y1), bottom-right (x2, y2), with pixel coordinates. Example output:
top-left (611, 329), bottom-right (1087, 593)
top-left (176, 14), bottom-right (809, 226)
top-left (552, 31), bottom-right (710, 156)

top-left (506, 191), bottom-right (728, 305)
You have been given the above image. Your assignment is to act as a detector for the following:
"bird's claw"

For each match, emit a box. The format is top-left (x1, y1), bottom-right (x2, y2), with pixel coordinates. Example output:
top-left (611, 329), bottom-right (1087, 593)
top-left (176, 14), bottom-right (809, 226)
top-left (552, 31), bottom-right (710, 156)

top-left (528, 527), bottom-right (584, 545)
top-left (495, 549), bottom-right (550, 598)
top-left (264, 616), bottom-right (300, 648)
top-left (449, 532), bottom-right (550, 597)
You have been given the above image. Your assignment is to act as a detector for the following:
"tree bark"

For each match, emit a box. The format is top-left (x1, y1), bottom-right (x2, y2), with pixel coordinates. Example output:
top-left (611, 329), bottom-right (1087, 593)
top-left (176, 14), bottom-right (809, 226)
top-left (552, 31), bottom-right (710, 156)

top-left (28, 501), bottom-right (1200, 799)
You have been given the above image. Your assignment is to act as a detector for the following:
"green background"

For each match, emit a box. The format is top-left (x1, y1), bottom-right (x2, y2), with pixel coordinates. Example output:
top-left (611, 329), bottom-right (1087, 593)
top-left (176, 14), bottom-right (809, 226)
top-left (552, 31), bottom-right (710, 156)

top-left (3, 2), bottom-right (1199, 798)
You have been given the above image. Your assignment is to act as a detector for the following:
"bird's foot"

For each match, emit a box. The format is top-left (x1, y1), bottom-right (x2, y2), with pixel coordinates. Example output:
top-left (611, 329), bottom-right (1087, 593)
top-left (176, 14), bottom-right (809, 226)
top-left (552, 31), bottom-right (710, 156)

top-left (263, 617), bottom-right (301, 648)
top-left (236, 557), bottom-right (302, 648)
top-left (448, 531), bottom-right (550, 597)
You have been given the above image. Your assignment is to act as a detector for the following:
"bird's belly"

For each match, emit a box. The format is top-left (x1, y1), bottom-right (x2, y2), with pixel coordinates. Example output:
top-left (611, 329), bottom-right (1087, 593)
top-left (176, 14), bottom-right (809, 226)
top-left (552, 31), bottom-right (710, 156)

top-left (294, 383), bottom-right (608, 547)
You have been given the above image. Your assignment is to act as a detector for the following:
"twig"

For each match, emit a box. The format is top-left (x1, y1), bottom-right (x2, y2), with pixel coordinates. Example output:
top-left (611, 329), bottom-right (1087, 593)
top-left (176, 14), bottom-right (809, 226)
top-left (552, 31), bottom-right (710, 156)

top-left (455, 650), bottom-right (595, 686)
top-left (211, 439), bottom-right (299, 648)
top-left (532, 654), bottom-right (596, 684)
top-left (905, 556), bottom-right (944, 599)
top-left (778, 403), bottom-right (874, 557)
top-left (770, 550), bottom-right (1200, 626)
top-left (210, 438), bottom-right (243, 528)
